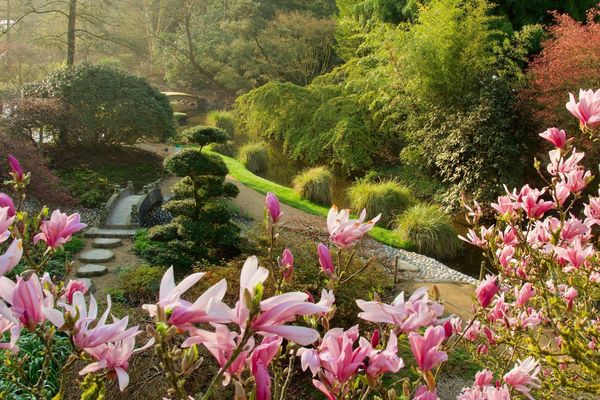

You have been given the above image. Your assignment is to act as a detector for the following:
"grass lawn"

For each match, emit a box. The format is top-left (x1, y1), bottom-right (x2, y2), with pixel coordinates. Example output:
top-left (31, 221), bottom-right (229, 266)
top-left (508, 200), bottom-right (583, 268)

top-left (206, 148), bottom-right (413, 250)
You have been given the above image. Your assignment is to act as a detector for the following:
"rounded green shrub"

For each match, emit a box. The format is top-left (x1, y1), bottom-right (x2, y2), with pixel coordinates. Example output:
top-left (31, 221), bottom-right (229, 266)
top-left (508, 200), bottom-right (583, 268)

top-left (207, 110), bottom-right (235, 137)
top-left (393, 204), bottom-right (460, 260)
top-left (164, 149), bottom-right (228, 178)
top-left (238, 142), bottom-right (268, 173)
top-left (347, 179), bottom-right (413, 227)
top-left (181, 125), bottom-right (228, 148)
top-left (114, 265), bottom-right (166, 305)
top-left (292, 166), bottom-right (332, 205)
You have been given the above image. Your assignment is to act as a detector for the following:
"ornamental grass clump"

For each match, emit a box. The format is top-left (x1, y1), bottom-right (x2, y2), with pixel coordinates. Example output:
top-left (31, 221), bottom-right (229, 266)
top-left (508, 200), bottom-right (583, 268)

top-left (394, 204), bottom-right (460, 260)
top-left (207, 110), bottom-right (236, 137)
top-left (238, 141), bottom-right (268, 173)
top-left (347, 179), bottom-right (413, 227)
top-left (292, 166), bottom-right (332, 205)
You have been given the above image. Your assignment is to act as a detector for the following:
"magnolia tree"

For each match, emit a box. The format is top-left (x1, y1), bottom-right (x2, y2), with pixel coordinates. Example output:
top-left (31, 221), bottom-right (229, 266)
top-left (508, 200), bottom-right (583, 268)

top-left (459, 89), bottom-right (600, 398)
top-left (5, 90), bottom-right (600, 399)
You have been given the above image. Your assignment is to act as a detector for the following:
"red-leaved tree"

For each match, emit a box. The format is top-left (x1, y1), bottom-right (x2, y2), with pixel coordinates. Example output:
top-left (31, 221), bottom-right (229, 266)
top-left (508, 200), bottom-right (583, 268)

top-left (522, 5), bottom-right (600, 133)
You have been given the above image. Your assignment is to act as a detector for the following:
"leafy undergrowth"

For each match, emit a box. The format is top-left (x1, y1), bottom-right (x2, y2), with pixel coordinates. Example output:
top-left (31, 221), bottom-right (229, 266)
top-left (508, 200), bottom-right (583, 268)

top-left (49, 145), bottom-right (164, 207)
top-left (206, 148), bottom-right (413, 249)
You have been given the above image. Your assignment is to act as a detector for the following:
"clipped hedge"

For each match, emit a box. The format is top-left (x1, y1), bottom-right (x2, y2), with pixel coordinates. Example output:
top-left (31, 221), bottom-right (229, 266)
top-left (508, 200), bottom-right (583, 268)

top-left (292, 166), bottom-right (332, 205)
top-left (347, 179), bottom-right (413, 227)
top-left (237, 142), bottom-right (268, 173)
top-left (394, 204), bottom-right (460, 260)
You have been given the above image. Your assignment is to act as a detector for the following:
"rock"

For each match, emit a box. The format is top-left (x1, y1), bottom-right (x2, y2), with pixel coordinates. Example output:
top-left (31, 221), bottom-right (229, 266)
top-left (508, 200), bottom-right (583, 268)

top-left (79, 249), bottom-right (115, 263)
top-left (396, 260), bottom-right (420, 272)
top-left (76, 264), bottom-right (108, 277)
top-left (92, 238), bottom-right (122, 249)
top-left (79, 278), bottom-right (95, 293)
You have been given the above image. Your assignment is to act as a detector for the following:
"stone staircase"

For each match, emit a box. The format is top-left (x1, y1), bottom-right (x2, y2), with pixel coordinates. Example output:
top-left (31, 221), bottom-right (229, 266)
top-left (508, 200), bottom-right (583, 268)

top-left (75, 238), bottom-right (122, 279)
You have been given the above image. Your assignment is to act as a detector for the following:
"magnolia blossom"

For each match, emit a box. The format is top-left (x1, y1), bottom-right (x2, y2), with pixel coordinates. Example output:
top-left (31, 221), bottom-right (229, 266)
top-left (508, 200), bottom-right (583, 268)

top-left (79, 334), bottom-right (154, 391)
top-left (408, 325), bottom-right (447, 372)
top-left (317, 244), bottom-right (335, 277)
top-left (0, 273), bottom-right (52, 330)
top-left (265, 192), bottom-right (283, 223)
top-left (249, 336), bottom-right (281, 400)
top-left (515, 283), bottom-right (535, 306)
top-left (539, 127), bottom-right (567, 148)
top-left (0, 302), bottom-right (19, 351)
top-left (547, 148), bottom-right (584, 177)
top-left (553, 237), bottom-right (594, 271)
top-left (566, 88), bottom-right (600, 129)
top-left (7, 154), bottom-right (24, 182)
top-left (458, 226), bottom-right (493, 248)
top-left (61, 279), bottom-right (89, 304)
top-left (0, 206), bottom-right (15, 244)
top-left (34, 210), bottom-right (87, 249)
top-left (356, 287), bottom-right (444, 332)
top-left (475, 275), bottom-right (499, 308)
top-left (327, 206), bottom-right (380, 248)
top-left (0, 239), bottom-right (23, 276)
top-left (280, 248), bottom-right (293, 282)
top-left (413, 385), bottom-right (440, 400)
top-left (0, 193), bottom-right (15, 217)
top-left (503, 357), bottom-right (541, 400)
top-left (142, 266), bottom-right (205, 317)
top-left (364, 331), bottom-right (404, 377)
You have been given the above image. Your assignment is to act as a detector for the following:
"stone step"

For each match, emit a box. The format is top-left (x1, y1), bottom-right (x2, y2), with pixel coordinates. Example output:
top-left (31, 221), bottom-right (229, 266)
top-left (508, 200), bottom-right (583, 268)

top-left (92, 238), bottom-right (123, 249)
top-left (76, 264), bottom-right (108, 278)
top-left (84, 227), bottom-right (137, 238)
top-left (79, 249), bottom-right (115, 263)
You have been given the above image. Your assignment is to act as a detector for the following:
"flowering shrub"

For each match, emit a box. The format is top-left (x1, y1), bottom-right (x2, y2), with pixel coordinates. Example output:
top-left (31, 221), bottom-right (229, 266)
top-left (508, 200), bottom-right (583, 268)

top-left (4, 89), bottom-right (600, 399)
top-left (459, 89), bottom-right (600, 397)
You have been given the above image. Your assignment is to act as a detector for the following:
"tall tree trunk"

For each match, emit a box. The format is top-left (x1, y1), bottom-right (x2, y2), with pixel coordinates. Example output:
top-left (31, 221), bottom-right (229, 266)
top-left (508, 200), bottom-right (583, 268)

top-left (66, 0), bottom-right (77, 66)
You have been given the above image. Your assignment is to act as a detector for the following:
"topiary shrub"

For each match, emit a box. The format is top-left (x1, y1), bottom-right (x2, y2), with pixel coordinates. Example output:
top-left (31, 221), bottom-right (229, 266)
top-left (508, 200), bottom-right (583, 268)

top-left (292, 166), bottom-right (332, 205)
top-left (238, 142), bottom-right (268, 173)
top-left (174, 112), bottom-right (188, 126)
top-left (164, 149), bottom-right (228, 179)
top-left (393, 204), bottom-right (460, 260)
top-left (347, 179), bottom-right (413, 227)
top-left (207, 110), bottom-right (236, 137)
top-left (181, 125), bottom-right (228, 149)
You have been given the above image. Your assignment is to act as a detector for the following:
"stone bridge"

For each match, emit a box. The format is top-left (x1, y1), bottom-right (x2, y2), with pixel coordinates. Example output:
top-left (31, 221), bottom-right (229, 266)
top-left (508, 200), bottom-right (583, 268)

top-left (162, 91), bottom-right (207, 112)
top-left (85, 180), bottom-right (163, 238)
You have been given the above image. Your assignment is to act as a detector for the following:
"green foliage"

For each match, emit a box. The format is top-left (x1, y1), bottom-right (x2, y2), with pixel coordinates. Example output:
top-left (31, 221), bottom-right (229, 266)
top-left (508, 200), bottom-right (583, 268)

top-left (110, 265), bottom-right (166, 305)
top-left (352, 0), bottom-right (423, 23)
top-left (22, 64), bottom-right (176, 146)
top-left (237, 142), bottom-right (269, 174)
top-left (207, 110), bottom-right (236, 137)
top-left (174, 112), bottom-right (189, 126)
top-left (348, 179), bottom-right (414, 227)
top-left (209, 140), bottom-right (237, 157)
top-left (164, 149), bottom-right (228, 179)
top-left (0, 331), bottom-right (73, 399)
top-left (181, 125), bottom-right (228, 148)
top-left (394, 204), bottom-right (460, 260)
top-left (493, 0), bottom-right (598, 29)
top-left (292, 167), bottom-right (333, 205)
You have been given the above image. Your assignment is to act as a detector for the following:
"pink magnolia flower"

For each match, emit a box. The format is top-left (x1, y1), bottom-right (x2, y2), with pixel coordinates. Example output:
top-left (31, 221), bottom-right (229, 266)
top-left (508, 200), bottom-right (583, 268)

top-left (61, 279), bottom-right (89, 304)
top-left (413, 385), bottom-right (440, 400)
top-left (547, 148), bottom-right (584, 176)
top-left (491, 195), bottom-right (519, 215)
top-left (584, 192), bottom-right (600, 226)
top-left (566, 88), bottom-right (600, 129)
top-left (142, 266), bottom-right (205, 318)
top-left (553, 237), bottom-right (594, 271)
top-left (515, 283), bottom-right (535, 306)
top-left (458, 226), bottom-right (493, 248)
top-left (474, 369), bottom-right (494, 387)
top-left (280, 248), bottom-right (293, 282)
top-left (517, 185), bottom-right (554, 218)
top-left (539, 127), bottom-right (567, 148)
top-left (560, 215), bottom-right (589, 241)
top-left (298, 347), bottom-right (320, 376)
top-left (554, 181), bottom-right (570, 206)
top-left (365, 331), bottom-right (404, 377)
top-left (249, 336), bottom-right (282, 400)
top-left (0, 239), bottom-right (23, 276)
top-left (0, 206), bottom-right (14, 244)
top-left (266, 192), bottom-right (283, 223)
top-left (327, 206), bottom-right (380, 248)
top-left (33, 210), bottom-right (87, 249)
top-left (356, 287), bottom-right (444, 332)
top-left (7, 154), bottom-right (24, 182)
top-left (317, 244), bottom-right (335, 277)
top-left (408, 325), bottom-right (447, 372)
top-left (497, 245), bottom-right (515, 269)
top-left (475, 275), bottom-right (499, 308)
top-left (0, 273), bottom-right (52, 330)
top-left (503, 357), bottom-right (541, 399)
top-left (562, 286), bottom-right (578, 310)
top-left (563, 168), bottom-right (592, 193)
top-left (183, 324), bottom-right (253, 384)
top-left (0, 194), bottom-right (15, 218)
top-left (79, 334), bottom-right (154, 391)
top-left (0, 303), bottom-right (20, 352)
